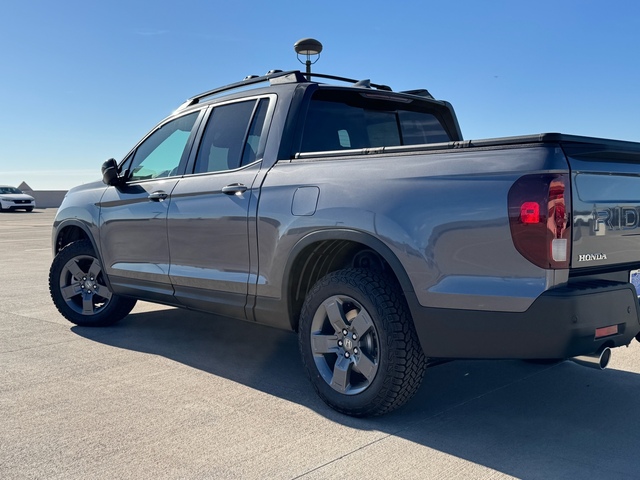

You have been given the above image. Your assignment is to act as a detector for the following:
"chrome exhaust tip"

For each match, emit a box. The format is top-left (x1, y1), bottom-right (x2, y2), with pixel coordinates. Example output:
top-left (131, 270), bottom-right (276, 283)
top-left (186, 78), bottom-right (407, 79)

top-left (571, 347), bottom-right (611, 370)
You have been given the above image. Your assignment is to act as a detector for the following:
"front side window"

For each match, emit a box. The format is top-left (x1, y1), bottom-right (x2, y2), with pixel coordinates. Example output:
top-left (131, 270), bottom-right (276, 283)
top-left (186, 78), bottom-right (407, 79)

top-left (128, 112), bottom-right (199, 181)
top-left (194, 98), bottom-right (270, 174)
top-left (300, 90), bottom-right (451, 153)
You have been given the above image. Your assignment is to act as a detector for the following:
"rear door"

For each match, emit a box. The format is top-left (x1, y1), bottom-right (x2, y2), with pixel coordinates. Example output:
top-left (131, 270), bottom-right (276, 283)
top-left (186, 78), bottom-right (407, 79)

top-left (167, 97), bottom-right (273, 320)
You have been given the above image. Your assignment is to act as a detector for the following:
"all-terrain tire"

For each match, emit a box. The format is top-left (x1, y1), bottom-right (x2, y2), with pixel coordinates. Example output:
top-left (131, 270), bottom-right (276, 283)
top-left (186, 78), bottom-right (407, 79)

top-left (49, 240), bottom-right (137, 326)
top-left (298, 268), bottom-right (427, 417)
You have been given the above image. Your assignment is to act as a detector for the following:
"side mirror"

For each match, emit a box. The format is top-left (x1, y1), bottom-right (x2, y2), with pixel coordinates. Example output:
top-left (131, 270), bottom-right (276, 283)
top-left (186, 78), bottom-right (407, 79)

top-left (101, 158), bottom-right (122, 186)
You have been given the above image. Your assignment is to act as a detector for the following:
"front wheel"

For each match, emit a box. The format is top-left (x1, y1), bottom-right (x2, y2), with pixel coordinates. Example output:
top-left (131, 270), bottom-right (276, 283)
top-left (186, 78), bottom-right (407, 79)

top-left (299, 268), bottom-right (427, 417)
top-left (49, 240), bottom-right (137, 326)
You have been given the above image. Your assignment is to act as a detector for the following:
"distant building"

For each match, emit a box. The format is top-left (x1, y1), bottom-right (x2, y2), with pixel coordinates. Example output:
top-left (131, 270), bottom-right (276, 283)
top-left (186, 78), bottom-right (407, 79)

top-left (18, 181), bottom-right (67, 209)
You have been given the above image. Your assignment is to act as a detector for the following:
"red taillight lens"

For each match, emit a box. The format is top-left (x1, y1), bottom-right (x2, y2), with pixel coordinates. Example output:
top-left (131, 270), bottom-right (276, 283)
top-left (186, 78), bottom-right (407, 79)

top-left (520, 202), bottom-right (540, 224)
top-left (508, 174), bottom-right (571, 269)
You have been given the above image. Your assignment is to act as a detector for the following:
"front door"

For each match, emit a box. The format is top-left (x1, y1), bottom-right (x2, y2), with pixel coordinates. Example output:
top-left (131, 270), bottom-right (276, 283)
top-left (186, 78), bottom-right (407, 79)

top-left (98, 111), bottom-right (202, 302)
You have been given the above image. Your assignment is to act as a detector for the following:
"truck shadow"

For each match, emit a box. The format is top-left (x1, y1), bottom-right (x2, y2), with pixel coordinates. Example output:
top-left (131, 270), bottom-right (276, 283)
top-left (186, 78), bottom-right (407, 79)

top-left (73, 307), bottom-right (640, 479)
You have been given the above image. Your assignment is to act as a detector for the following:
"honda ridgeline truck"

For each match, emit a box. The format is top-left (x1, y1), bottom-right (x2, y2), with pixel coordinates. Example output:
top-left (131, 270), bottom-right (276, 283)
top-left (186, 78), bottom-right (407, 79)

top-left (49, 70), bottom-right (640, 416)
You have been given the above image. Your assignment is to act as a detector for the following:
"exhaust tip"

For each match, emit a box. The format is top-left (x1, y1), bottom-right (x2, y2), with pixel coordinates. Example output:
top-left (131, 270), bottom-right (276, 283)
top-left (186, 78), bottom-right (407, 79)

top-left (600, 347), bottom-right (612, 369)
top-left (571, 347), bottom-right (611, 370)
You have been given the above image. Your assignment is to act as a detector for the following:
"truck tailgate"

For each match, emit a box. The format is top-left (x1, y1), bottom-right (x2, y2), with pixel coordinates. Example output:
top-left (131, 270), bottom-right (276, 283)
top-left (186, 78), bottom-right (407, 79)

top-left (562, 135), bottom-right (640, 270)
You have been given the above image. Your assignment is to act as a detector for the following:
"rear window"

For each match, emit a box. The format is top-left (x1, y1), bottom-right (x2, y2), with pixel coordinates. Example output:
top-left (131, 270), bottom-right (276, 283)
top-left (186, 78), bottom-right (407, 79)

top-left (300, 89), bottom-right (451, 153)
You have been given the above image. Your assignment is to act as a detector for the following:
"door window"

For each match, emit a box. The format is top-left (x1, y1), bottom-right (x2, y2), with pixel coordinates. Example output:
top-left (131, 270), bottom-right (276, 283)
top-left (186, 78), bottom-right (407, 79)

top-left (128, 112), bottom-right (199, 181)
top-left (194, 98), bottom-right (270, 174)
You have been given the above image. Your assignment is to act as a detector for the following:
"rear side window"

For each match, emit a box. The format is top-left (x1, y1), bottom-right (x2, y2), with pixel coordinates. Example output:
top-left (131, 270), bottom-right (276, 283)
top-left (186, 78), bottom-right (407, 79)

top-left (194, 98), bottom-right (270, 174)
top-left (300, 90), bottom-right (450, 153)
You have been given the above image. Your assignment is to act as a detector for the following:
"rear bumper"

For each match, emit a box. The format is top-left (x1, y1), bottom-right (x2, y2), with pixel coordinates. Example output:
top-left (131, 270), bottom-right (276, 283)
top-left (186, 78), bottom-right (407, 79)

top-left (409, 280), bottom-right (640, 359)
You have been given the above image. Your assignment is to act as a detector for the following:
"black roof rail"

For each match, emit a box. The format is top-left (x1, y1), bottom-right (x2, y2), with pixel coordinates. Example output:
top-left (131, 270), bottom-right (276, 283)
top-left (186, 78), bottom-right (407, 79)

top-left (306, 73), bottom-right (392, 91)
top-left (175, 70), bottom-right (306, 111)
top-left (175, 69), bottom-right (404, 112)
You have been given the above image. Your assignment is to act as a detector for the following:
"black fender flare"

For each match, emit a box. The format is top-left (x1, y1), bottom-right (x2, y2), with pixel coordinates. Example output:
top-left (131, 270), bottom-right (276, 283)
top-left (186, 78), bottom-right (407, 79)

top-left (282, 228), bottom-right (416, 324)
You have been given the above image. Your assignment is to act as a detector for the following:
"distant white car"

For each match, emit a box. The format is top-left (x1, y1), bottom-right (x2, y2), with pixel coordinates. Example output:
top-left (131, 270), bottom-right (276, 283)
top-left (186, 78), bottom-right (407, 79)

top-left (0, 185), bottom-right (36, 212)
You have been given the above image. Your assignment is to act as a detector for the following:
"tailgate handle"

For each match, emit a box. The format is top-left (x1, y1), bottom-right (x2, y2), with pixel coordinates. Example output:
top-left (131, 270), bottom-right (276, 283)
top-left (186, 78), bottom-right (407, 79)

top-left (222, 183), bottom-right (248, 195)
top-left (148, 190), bottom-right (169, 202)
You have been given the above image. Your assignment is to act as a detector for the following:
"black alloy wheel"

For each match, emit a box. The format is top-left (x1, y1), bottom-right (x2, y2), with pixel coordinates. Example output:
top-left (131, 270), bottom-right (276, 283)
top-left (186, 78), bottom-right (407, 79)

top-left (49, 240), bottom-right (136, 326)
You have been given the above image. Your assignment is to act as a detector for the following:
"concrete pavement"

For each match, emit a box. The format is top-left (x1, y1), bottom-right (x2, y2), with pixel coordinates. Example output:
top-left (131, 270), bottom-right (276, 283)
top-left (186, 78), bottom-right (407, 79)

top-left (2, 209), bottom-right (640, 479)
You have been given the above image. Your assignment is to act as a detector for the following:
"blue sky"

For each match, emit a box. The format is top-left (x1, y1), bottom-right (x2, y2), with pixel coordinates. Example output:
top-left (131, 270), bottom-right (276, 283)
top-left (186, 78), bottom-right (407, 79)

top-left (1, 0), bottom-right (639, 190)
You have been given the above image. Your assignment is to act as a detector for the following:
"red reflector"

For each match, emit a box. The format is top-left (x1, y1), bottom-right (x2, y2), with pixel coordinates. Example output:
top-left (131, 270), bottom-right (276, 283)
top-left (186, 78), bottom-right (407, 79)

top-left (520, 202), bottom-right (540, 224)
top-left (595, 325), bottom-right (618, 339)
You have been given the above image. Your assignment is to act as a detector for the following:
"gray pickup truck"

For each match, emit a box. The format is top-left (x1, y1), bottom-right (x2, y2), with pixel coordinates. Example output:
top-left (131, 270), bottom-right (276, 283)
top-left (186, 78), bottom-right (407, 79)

top-left (49, 70), bottom-right (640, 416)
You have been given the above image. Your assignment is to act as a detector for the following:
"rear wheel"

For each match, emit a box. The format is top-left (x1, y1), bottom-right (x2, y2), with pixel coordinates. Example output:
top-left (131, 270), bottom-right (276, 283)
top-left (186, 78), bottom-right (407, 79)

top-left (299, 268), bottom-right (427, 417)
top-left (49, 240), bottom-right (136, 326)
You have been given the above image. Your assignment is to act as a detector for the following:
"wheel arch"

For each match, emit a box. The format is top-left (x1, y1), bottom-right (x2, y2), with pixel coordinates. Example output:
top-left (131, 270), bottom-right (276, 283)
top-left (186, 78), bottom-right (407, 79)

top-left (53, 220), bottom-right (114, 291)
top-left (283, 229), bottom-right (414, 331)
top-left (54, 219), bottom-right (96, 255)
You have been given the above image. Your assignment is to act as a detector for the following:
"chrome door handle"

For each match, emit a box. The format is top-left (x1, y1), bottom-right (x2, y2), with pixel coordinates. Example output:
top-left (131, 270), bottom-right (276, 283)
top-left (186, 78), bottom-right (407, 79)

top-left (148, 190), bottom-right (169, 201)
top-left (222, 183), bottom-right (248, 195)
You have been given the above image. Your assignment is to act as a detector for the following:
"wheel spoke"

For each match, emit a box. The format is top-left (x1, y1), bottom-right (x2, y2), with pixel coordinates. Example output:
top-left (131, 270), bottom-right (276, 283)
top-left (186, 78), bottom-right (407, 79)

top-left (65, 259), bottom-right (86, 280)
top-left (330, 355), bottom-right (352, 393)
top-left (93, 283), bottom-right (112, 300)
top-left (350, 310), bottom-right (373, 337)
top-left (325, 299), bottom-right (348, 332)
top-left (353, 353), bottom-right (378, 382)
top-left (82, 295), bottom-right (95, 315)
top-left (87, 259), bottom-right (102, 280)
top-left (60, 284), bottom-right (82, 301)
top-left (311, 334), bottom-right (339, 355)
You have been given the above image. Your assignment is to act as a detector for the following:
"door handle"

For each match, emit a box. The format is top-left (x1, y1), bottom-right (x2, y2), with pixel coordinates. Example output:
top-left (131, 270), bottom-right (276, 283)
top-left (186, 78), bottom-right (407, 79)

top-left (222, 183), bottom-right (248, 195)
top-left (148, 190), bottom-right (169, 201)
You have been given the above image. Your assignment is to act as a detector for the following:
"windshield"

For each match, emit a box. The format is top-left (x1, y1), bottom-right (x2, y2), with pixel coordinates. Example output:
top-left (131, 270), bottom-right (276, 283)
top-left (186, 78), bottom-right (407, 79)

top-left (0, 187), bottom-right (22, 194)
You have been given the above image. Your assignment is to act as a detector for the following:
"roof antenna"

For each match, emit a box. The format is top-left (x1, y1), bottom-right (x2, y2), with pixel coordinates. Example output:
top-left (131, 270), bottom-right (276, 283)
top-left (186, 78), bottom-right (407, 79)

top-left (294, 38), bottom-right (323, 81)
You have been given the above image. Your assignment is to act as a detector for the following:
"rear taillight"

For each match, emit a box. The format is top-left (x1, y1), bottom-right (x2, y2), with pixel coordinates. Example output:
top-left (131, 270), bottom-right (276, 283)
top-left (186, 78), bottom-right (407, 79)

top-left (508, 174), bottom-right (571, 269)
